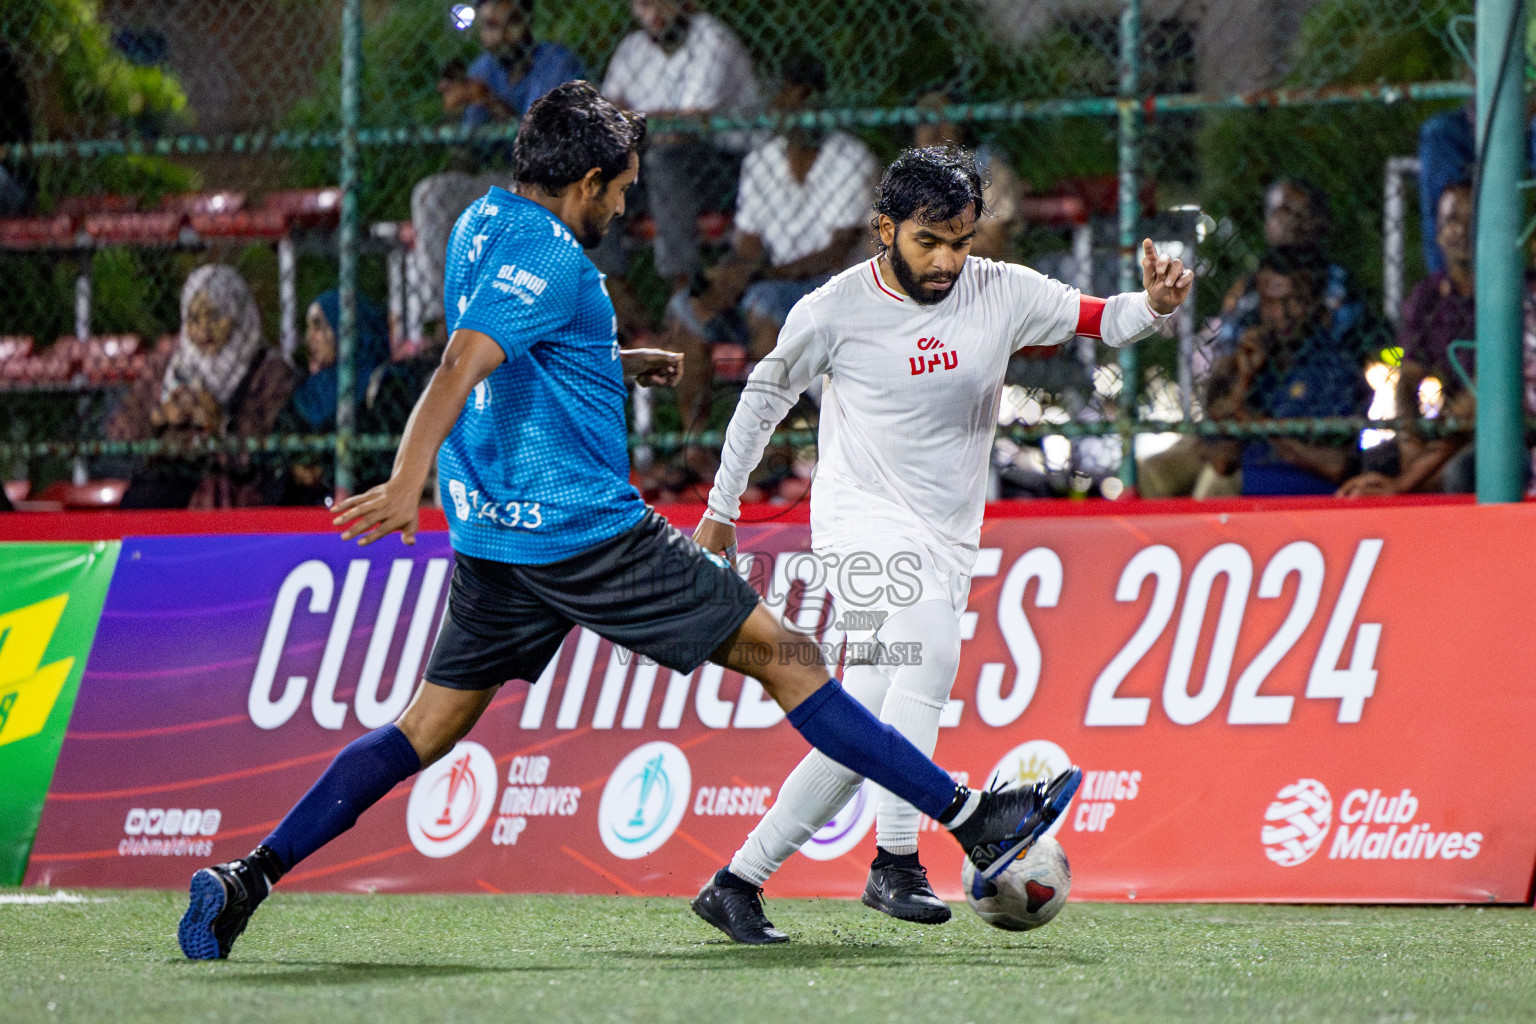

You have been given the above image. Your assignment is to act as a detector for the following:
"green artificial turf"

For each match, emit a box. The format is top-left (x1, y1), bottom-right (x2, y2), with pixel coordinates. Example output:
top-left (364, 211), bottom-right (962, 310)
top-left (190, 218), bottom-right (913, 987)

top-left (4, 890), bottom-right (1536, 1023)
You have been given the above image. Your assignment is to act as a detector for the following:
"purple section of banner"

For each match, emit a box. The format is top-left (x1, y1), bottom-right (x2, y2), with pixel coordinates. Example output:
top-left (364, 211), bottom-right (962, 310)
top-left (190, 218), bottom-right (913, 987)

top-left (69, 533), bottom-right (452, 734)
top-left (29, 533), bottom-right (456, 884)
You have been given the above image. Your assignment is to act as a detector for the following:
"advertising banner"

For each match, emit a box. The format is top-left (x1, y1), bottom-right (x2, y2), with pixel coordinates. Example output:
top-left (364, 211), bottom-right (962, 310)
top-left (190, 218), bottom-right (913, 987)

top-left (26, 504), bottom-right (1536, 902)
top-left (0, 541), bottom-right (119, 884)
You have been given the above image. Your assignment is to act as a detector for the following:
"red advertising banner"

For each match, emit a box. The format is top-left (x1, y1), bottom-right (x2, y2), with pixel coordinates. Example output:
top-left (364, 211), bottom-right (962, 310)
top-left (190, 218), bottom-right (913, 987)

top-left (25, 502), bottom-right (1536, 903)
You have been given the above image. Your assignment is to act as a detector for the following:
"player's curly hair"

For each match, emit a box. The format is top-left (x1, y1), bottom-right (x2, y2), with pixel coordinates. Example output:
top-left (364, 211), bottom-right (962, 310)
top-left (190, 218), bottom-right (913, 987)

top-left (513, 81), bottom-right (647, 196)
top-left (870, 144), bottom-right (986, 253)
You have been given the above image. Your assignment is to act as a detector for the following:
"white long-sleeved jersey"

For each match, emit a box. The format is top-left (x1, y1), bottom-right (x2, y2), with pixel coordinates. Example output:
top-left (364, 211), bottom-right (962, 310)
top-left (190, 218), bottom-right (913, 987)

top-left (707, 256), bottom-right (1165, 578)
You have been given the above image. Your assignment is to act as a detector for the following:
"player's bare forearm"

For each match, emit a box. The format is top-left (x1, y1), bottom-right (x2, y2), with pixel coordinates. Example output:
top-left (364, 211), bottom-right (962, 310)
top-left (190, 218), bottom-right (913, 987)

top-left (721, 233), bottom-right (766, 273)
top-left (766, 227), bottom-right (862, 280)
top-left (620, 348), bottom-right (683, 387)
top-left (1394, 359), bottom-right (1428, 430)
top-left (334, 328), bottom-right (505, 545)
top-left (1396, 435), bottom-right (1469, 493)
top-left (1271, 438), bottom-right (1351, 484)
top-left (1205, 438), bottom-right (1243, 476)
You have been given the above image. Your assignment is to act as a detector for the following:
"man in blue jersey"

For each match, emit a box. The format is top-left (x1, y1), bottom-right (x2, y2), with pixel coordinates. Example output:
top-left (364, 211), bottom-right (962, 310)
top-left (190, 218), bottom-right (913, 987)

top-left (177, 82), bottom-right (1081, 959)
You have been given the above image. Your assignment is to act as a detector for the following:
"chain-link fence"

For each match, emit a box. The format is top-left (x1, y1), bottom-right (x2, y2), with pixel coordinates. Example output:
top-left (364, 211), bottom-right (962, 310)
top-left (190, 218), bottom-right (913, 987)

top-left (0, 0), bottom-right (1513, 509)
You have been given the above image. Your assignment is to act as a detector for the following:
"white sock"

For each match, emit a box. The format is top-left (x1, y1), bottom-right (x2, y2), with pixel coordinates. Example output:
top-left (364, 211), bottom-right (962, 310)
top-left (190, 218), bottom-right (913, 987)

top-left (728, 664), bottom-right (889, 886)
top-left (869, 601), bottom-right (963, 857)
top-left (871, 686), bottom-right (947, 855)
top-left (942, 789), bottom-right (982, 830)
top-left (729, 750), bottom-right (862, 885)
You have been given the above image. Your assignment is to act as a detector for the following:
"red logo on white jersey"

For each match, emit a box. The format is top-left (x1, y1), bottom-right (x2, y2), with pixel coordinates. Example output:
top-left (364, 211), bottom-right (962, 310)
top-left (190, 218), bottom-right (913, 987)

top-left (910, 337), bottom-right (957, 375)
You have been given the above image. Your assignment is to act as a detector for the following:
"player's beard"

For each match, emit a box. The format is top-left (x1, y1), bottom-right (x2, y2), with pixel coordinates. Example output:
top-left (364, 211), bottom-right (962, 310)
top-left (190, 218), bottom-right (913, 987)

top-left (575, 207), bottom-right (614, 249)
top-left (888, 242), bottom-right (959, 306)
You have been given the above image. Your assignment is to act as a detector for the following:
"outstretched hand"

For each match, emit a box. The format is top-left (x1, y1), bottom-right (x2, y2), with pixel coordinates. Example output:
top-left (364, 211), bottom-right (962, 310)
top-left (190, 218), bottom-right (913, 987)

top-left (333, 477), bottom-right (421, 547)
top-left (1141, 238), bottom-right (1194, 315)
top-left (622, 347), bottom-right (684, 387)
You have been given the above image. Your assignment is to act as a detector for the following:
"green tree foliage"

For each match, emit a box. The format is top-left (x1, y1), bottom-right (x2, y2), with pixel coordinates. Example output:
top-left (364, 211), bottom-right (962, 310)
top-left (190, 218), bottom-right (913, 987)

top-left (2, 0), bottom-right (187, 134)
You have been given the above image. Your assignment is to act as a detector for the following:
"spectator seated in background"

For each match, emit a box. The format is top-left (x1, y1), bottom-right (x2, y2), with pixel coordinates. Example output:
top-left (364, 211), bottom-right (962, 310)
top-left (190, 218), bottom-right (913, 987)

top-left (1417, 100), bottom-right (1536, 274)
top-left (1340, 183), bottom-right (1481, 496)
top-left (912, 89), bottom-right (1022, 262)
top-left (1214, 178), bottom-right (1366, 351)
top-left (663, 54), bottom-right (876, 419)
top-left (1140, 177), bottom-right (1368, 498)
top-left (111, 264), bottom-right (296, 508)
top-left (1202, 249), bottom-right (1373, 496)
top-left (451, 0), bottom-right (582, 131)
top-left (600, 0), bottom-right (761, 292)
top-left (266, 289), bottom-right (400, 505)
top-left (412, 0), bottom-right (582, 332)
top-left (1418, 106), bottom-right (1475, 276)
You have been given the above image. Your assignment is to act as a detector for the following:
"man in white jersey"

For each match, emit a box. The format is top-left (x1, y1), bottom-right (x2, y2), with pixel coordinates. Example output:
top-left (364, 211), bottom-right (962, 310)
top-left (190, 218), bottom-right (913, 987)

top-left (689, 145), bottom-right (1191, 944)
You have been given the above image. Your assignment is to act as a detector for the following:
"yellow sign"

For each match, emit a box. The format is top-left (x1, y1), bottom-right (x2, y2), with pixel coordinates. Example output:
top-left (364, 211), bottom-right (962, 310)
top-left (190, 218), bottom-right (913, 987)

top-left (0, 594), bottom-right (74, 749)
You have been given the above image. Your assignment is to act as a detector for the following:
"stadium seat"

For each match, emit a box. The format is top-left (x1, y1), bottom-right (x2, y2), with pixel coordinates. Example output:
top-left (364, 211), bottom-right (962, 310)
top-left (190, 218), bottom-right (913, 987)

top-left (697, 211), bottom-right (731, 243)
top-left (54, 194), bottom-right (137, 218)
top-left (4, 336), bottom-right (142, 386)
top-left (160, 191), bottom-right (247, 216)
top-left (32, 479), bottom-right (129, 510)
top-left (391, 337), bottom-right (429, 362)
top-left (1017, 175), bottom-right (1159, 227)
top-left (0, 214), bottom-right (75, 249)
top-left (710, 342), bottom-right (754, 383)
top-left (625, 212), bottom-right (737, 244)
top-left (0, 335), bottom-right (33, 380)
top-left (774, 476), bottom-right (811, 505)
top-left (261, 188), bottom-right (342, 229)
top-left (5, 338), bottom-right (85, 385)
top-left (0, 194), bottom-right (142, 250)
top-left (80, 335), bottom-right (143, 383)
top-left (82, 210), bottom-right (186, 245)
top-left (163, 191), bottom-right (278, 240)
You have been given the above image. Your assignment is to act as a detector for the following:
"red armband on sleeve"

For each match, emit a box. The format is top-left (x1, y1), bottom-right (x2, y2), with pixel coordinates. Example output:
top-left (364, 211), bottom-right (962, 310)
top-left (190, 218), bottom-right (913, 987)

top-left (1076, 296), bottom-right (1106, 338)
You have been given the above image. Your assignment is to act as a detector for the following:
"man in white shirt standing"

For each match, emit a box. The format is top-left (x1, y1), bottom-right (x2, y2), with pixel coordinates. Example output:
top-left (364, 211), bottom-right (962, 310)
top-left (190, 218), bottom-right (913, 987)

top-left (600, 0), bottom-right (760, 289)
top-left (689, 145), bottom-right (1193, 944)
top-left (666, 53), bottom-right (878, 415)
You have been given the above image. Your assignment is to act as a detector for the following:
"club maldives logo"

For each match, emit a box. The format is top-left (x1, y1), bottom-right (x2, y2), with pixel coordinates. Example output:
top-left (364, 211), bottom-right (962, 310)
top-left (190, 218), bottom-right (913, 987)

top-left (407, 740), bottom-right (497, 858)
top-left (987, 740), bottom-right (1072, 839)
top-left (598, 741), bottom-right (691, 860)
top-left (802, 780), bottom-right (879, 862)
top-left (1262, 779), bottom-right (1334, 866)
top-left (1263, 779), bottom-right (1483, 866)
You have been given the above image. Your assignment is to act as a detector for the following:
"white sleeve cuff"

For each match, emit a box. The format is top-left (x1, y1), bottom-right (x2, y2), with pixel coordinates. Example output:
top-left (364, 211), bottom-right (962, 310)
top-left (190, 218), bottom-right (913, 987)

top-left (1101, 291), bottom-right (1171, 348)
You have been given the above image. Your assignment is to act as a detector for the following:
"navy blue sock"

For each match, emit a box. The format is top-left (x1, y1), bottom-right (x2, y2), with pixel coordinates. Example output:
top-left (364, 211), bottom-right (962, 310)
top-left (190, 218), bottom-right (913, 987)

top-left (262, 724), bottom-right (422, 871)
top-left (786, 679), bottom-right (956, 820)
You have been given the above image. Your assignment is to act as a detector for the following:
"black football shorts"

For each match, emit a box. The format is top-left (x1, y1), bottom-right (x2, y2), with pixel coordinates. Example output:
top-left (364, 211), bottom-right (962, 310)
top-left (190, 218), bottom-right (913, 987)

top-left (423, 508), bottom-right (760, 690)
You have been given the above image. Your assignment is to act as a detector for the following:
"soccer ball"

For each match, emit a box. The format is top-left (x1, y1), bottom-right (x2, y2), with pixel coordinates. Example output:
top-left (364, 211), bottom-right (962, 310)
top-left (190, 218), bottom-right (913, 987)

top-left (960, 836), bottom-right (1071, 931)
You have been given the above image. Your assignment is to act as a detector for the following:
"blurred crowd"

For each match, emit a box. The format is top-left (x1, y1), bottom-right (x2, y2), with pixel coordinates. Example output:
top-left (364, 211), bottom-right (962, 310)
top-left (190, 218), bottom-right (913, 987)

top-left (1139, 118), bottom-right (1535, 500)
top-left (2, 0), bottom-right (1531, 512)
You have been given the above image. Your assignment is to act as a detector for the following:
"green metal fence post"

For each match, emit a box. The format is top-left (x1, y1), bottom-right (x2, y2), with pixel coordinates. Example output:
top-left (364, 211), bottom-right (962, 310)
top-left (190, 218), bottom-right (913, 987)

top-left (335, 0), bottom-right (362, 500)
top-left (1117, 0), bottom-right (1143, 490)
top-left (1475, 0), bottom-right (1527, 503)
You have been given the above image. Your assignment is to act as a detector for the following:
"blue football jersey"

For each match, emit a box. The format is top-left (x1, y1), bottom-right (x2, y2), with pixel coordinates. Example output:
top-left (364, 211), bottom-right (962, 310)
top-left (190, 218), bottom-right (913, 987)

top-left (437, 187), bottom-right (645, 563)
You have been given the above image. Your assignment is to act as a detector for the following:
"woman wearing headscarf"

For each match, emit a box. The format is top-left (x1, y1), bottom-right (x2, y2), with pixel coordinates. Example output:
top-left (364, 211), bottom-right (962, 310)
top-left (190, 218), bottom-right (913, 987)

top-left (112, 264), bottom-right (296, 508)
top-left (266, 288), bottom-right (400, 504)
